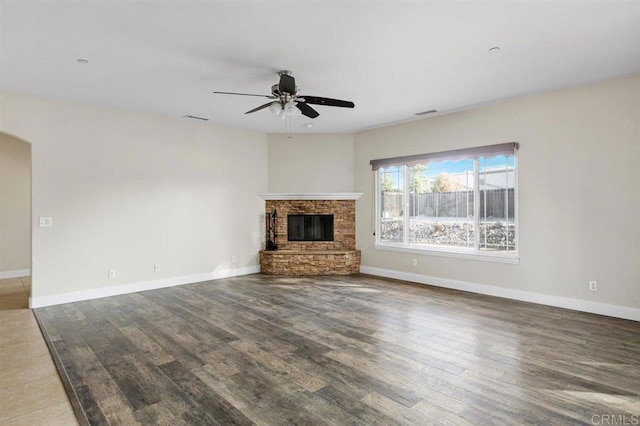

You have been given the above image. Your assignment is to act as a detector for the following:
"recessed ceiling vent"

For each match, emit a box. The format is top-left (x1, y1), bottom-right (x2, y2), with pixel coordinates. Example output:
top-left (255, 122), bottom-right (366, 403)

top-left (415, 109), bottom-right (438, 116)
top-left (183, 115), bottom-right (209, 121)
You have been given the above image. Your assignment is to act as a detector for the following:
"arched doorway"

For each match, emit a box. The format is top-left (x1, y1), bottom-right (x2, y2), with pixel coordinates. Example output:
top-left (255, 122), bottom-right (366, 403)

top-left (0, 132), bottom-right (31, 307)
top-left (0, 131), bottom-right (76, 422)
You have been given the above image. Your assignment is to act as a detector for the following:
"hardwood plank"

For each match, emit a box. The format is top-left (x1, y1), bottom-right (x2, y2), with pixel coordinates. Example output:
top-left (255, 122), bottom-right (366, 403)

top-left (158, 360), bottom-right (253, 425)
top-left (229, 339), bottom-right (327, 392)
top-left (284, 345), bottom-right (424, 407)
top-left (196, 353), bottom-right (325, 425)
top-left (122, 352), bottom-right (225, 425)
top-left (312, 385), bottom-right (398, 425)
top-left (361, 391), bottom-right (473, 426)
top-left (94, 350), bottom-right (161, 411)
top-left (34, 273), bottom-right (640, 425)
top-left (133, 401), bottom-right (185, 425)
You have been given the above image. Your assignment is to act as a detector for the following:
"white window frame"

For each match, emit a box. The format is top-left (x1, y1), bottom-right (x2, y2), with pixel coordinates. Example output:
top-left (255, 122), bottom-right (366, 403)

top-left (373, 147), bottom-right (519, 264)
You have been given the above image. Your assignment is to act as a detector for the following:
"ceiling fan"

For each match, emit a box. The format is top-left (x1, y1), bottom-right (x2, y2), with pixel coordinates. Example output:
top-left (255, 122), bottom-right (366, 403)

top-left (213, 70), bottom-right (354, 119)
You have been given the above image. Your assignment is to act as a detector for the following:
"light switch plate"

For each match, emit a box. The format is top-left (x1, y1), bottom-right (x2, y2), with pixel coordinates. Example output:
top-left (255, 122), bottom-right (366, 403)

top-left (39, 217), bottom-right (53, 227)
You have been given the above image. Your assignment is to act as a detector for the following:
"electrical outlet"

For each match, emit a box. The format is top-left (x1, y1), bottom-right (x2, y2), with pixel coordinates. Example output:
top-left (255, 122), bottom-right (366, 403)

top-left (154, 264), bottom-right (160, 272)
top-left (231, 256), bottom-right (237, 264)
top-left (412, 258), bottom-right (418, 267)
top-left (108, 269), bottom-right (116, 278)
top-left (589, 280), bottom-right (597, 291)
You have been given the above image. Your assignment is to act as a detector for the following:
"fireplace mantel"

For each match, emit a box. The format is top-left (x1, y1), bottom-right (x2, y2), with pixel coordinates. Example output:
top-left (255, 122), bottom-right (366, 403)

top-left (258, 193), bottom-right (363, 201)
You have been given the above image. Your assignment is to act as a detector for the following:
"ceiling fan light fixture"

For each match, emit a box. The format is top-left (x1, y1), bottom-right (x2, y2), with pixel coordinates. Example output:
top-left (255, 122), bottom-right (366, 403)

top-left (269, 102), bottom-right (282, 115)
top-left (277, 108), bottom-right (287, 119)
top-left (284, 101), bottom-right (301, 118)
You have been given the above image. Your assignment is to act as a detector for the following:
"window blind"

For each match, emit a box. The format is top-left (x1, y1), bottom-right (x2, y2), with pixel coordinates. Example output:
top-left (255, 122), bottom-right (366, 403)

top-left (369, 142), bottom-right (519, 170)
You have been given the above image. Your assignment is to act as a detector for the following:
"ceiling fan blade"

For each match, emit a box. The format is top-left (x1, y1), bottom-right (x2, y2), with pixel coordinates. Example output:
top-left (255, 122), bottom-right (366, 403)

top-left (214, 91), bottom-right (275, 99)
top-left (300, 96), bottom-right (354, 108)
top-left (245, 102), bottom-right (277, 114)
top-left (296, 102), bottom-right (319, 119)
top-left (279, 74), bottom-right (296, 95)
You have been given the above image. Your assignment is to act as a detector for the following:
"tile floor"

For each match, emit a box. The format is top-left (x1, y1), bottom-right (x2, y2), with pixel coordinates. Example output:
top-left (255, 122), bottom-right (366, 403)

top-left (0, 277), bottom-right (77, 425)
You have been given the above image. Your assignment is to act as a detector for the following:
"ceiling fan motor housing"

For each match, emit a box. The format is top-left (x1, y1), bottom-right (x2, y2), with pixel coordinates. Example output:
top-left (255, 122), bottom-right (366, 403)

top-left (271, 85), bottom-right (299, 104)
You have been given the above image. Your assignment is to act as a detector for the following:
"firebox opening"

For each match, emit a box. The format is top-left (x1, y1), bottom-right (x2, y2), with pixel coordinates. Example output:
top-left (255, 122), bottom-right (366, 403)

top-left (287, 214), bottom-right (334, 242)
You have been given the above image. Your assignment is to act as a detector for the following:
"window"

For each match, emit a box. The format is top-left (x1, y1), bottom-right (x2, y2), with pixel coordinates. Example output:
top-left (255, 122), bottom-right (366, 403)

top-left (372, 143), bottom-right (518, 263)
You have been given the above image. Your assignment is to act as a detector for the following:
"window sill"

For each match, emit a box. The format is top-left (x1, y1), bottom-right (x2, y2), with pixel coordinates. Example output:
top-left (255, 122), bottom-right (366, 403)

top-left (374, 244), bottom-right (520, 264)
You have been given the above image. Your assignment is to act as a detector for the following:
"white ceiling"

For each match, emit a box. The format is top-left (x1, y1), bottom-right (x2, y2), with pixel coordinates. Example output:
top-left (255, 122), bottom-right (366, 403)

top-left (1, 1), bottom-right (639, 134)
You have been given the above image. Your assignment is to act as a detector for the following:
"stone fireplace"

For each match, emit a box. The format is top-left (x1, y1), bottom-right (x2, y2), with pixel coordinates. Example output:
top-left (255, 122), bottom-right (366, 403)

top-left (259, 193), bottom-right (362, 275)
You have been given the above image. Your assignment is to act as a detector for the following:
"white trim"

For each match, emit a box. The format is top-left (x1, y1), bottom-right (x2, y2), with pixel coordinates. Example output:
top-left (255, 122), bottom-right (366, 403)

top-left (258, 193), bottom-right (363, 200)
top-left (513, 150), bottom-right (519, 252)
top-left (0, 269), bottom-right (31, 279)
top-left (374, 244), bottom-right (520, 264)
top-left (29, 265), bottom-right (260, 308)
top-left (360, 265), bottom-right (640, 322)
top-left (473, 158), bottom-right (480, 250)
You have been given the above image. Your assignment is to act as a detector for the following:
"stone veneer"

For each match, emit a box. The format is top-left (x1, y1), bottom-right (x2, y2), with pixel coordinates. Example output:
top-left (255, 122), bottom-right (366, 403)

top-left (259, 196), bottom-right (361, 275)
top-left (260, 250), bottom-right (361, 275)
top-left (266, 200), bottom-right (355, 251)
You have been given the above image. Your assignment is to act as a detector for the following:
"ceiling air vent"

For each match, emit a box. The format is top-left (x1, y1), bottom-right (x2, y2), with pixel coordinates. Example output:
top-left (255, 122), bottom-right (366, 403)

top-left (415, 109), bottom-right (438, 116)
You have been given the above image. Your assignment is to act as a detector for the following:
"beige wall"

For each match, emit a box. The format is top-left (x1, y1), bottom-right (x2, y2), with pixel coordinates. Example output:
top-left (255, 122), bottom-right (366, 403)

top-left (1, 74), bottom-right (638, 312)
top-left (0, 133), bottom-right (31, 273)
top-left (268, 133), bottom-right (354, 192)
top-left (354, 74), bottom-right (640, 309)
top-left (0, 92), bottom-right (267, 300)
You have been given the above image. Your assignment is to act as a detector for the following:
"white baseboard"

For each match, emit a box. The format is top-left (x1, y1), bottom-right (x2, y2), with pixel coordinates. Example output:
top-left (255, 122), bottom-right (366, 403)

top-left (0, 269), bottom-right (31, 279)
top-left (360, 265), bottom-right (640, 322)
top-left (29, 265), bottom-right (260, 309)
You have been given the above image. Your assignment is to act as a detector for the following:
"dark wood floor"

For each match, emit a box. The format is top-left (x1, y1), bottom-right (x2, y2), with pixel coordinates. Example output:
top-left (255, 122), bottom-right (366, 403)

top-left (34, 274), bottom-right (640, 425)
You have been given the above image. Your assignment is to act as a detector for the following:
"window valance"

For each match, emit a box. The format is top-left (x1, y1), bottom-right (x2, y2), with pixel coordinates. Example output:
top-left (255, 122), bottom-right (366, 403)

top-left (369, 142), bottom-right (519, 170)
